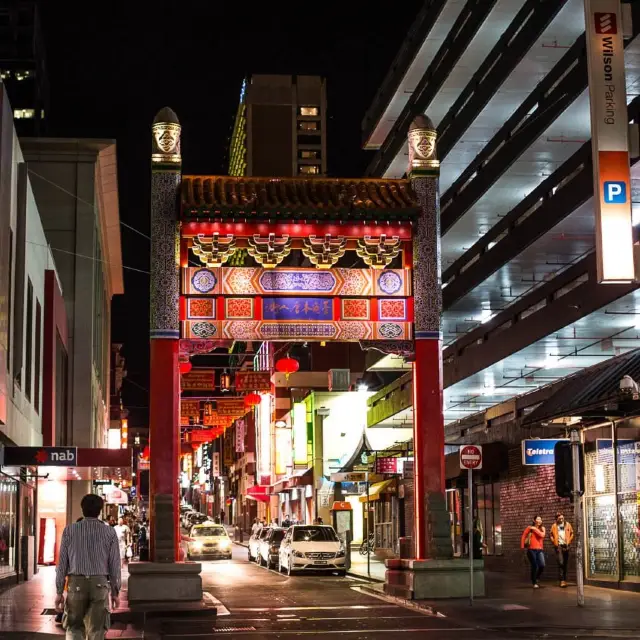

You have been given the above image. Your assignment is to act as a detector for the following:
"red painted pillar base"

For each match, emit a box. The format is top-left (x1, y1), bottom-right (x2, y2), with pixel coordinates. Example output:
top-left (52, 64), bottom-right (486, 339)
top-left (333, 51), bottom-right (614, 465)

top-left (412, 338), bottom-right (449, 560)
top-left (149, 338), bottom-right (180, 562)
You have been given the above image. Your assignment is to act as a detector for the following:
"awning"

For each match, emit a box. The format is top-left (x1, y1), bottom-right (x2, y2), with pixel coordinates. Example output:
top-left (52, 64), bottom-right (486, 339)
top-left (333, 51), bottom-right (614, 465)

top-left (246, 484), bottom-right (268, 496)
top-left (246, 494), bottom-right (270, 503)
top-left (522, 349), bottom-right (640, 426)
top-left (271, 480), bottom-right (287, 494)
top-left (359, 479), bottom-right (396, 502)
top-left (285, 468), bottom-right (313, 489)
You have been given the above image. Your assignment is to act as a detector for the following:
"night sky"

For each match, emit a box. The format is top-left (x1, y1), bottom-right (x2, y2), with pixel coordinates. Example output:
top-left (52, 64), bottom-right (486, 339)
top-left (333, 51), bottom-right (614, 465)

top-left (39, 2), bottom-right (422, 426)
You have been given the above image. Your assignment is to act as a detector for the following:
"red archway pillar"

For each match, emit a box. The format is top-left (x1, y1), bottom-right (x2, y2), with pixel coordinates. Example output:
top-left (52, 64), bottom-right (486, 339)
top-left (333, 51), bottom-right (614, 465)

top-left (149, 108), bottom-right (183, 562)
top-left (408, 116), bottom-right (452, 560)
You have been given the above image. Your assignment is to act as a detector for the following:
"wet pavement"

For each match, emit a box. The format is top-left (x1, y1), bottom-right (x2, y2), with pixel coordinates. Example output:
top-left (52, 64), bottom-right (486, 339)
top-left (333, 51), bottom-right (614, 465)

top-left (2, 545), bottom-right (640, 638)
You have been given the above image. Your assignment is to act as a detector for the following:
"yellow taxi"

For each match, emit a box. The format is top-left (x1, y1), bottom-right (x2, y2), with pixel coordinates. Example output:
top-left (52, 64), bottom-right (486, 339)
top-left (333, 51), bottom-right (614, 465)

top-left (187, 523), bottom-right (232, 560)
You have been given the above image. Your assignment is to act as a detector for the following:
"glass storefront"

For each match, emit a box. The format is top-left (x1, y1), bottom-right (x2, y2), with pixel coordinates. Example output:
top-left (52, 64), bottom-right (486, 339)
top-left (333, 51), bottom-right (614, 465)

top-left (583, 421), bottom-right (640, 583)
top-left (448, 480), bottom-right (502, 557)
top-left (0, 472), bottom-right (18, 576)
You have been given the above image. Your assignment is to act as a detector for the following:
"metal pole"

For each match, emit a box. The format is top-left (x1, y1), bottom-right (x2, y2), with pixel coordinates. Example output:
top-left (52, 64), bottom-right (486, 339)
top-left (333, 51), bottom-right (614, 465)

top-left (570, 429), bottom-right (584, 607)
top-left (366, 470), bottom-right (371, 578)
top-left (468, 467), bottom-right (474, 606)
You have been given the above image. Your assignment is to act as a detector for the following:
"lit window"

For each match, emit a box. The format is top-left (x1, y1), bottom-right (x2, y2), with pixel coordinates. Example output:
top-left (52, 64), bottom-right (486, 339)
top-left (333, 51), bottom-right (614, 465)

top-left (300, 106), bottom-right (319, 116)
top-left (298, 121), bottom-right (318, 131)
top-left (40, 110), bottom-right (45, 119)
top-left (299, 165), bottom-right (320, 175)
top-left (14, 109), bottom-right (35, 119)
top-left (300, 150), bottom-right (319, 159)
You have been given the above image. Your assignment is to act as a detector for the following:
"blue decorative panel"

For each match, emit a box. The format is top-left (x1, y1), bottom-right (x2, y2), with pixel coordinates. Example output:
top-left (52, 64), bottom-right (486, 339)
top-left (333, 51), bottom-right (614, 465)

top-left (263, 297), bottom-right (333, 321)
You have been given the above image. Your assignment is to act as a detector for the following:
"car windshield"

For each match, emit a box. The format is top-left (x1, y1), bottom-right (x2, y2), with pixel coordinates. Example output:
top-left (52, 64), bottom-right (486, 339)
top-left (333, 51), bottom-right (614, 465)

top-left (193, 527), bottom-right (226, 537)
top-left (259, 528), bottom-right (271, 539)
top-left (292, 526), bottom-right (338, 542)
top-left (271, 530), bottom-right (285, 543)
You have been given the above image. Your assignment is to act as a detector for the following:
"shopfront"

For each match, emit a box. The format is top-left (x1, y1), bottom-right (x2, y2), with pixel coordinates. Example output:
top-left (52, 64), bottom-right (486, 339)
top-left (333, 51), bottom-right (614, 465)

top-left (583, 419), bottom-right (640, 587)
top-left (0, 471), bottom-right (18, 579)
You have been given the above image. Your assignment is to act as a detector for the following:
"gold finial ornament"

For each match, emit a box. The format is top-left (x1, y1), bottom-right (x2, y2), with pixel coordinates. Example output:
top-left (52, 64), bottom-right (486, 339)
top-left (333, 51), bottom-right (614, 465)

top-left (152, 107), bottom-right (181, 165)
top-left (408, 115), bottom-right (439, 176)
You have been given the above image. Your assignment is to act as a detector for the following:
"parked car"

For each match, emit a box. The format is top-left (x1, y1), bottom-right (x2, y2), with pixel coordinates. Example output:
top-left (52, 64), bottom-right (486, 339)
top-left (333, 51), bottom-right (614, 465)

top-left (181, 510), bottom-right (196, 528)
top-left (258, 528), bottom-right (286, 569)
top-left (185, 512), bottom-right (209, 529)
top-left (279, 525), bottom-right (346, 576)
top-left (187, 523), bottom-right (232, 560)
top-left (248, 527), bottom-right (271, 562)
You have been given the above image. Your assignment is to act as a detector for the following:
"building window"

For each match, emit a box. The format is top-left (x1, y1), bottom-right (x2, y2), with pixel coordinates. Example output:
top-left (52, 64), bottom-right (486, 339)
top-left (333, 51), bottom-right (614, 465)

top-left (298, 121), bottom-right (318, 131)
top-left (299, 106), bottom-right (319, 116)
top-left (299, 165), bottom-right (320, 175)
top-left (34, 300), bottom-right (41, 414)
top-left (299, 150), bottom-right (319, 159)
top-left (25, 279), bottom-right (33, 401)
top-left (14, 109), bottom-right (35, 119)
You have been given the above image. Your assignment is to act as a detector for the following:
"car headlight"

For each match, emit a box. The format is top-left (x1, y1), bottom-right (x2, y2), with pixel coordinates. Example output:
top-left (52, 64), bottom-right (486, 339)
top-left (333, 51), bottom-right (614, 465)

top-left (336, 549), bottom-right (346, 558)
top-left (219, 539), bottom-right (231, 549)
top-left (294, 551), bottom-right (305, 558)
top-left (191, 541), bottom-right (203, 550)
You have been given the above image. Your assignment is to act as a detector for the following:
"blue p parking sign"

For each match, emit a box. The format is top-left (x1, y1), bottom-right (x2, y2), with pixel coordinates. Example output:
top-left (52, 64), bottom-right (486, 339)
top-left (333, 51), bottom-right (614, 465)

top-left (603, 181), bottom-right (627, 204)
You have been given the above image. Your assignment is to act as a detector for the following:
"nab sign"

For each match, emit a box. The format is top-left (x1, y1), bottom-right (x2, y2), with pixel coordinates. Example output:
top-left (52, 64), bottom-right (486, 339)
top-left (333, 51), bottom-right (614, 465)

top-left (3, 446), bottom-right (78, 467)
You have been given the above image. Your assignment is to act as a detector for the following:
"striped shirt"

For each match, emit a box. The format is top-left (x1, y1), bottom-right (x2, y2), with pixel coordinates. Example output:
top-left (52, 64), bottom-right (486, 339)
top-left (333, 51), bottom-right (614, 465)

top-left (56, 518), bottom-right (121, 595)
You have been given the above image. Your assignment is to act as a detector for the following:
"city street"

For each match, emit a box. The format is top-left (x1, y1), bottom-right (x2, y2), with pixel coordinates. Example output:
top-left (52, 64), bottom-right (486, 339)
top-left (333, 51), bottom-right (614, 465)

top-left (161, 545), bottom-right (495, 639)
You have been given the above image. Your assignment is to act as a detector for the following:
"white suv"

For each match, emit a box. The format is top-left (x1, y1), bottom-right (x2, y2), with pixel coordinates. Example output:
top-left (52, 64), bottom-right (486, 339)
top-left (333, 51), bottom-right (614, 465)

top-left (278, 525), bottom-right (346, 576)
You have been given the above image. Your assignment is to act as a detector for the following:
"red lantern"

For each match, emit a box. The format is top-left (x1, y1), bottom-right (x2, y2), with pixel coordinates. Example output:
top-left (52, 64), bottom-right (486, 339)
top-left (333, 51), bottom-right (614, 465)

top-left (244, 392), bottom-right (261, 408)
top-left (275, 356), bottom-right (299, 380)
top-left (179, 361), bottom-right (192, 375)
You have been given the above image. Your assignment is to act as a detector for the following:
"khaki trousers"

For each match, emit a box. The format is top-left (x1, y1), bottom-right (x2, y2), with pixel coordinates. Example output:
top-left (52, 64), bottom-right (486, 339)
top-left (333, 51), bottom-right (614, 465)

top-left (65, 575), bottom-right (110, 640)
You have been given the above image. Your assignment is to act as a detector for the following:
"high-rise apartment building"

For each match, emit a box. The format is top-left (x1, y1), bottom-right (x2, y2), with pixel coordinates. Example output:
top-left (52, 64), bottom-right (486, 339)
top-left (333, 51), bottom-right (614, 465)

top-left (0, 1), bottom-right (48, 136)
top-left (228, 74), bottom-right (327, 177)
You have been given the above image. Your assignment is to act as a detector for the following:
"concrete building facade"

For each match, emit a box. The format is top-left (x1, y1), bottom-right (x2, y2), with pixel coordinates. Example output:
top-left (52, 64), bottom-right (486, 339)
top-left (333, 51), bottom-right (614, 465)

top-left (21, 138), bottom-right (124, 450)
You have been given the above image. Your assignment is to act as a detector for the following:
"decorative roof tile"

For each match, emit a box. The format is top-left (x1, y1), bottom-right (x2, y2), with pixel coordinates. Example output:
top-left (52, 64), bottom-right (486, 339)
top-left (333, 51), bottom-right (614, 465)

top-left (181, 176), bottom-right (419, 220)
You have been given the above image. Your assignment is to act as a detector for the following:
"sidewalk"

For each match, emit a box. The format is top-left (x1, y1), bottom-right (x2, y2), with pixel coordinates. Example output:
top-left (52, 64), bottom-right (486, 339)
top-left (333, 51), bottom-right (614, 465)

top-left (361, 571), bottom-right (640, 638)
top-left (347, 549), bottom-right (385, 582)
top-left (0, 566), bottom-right (138, 638)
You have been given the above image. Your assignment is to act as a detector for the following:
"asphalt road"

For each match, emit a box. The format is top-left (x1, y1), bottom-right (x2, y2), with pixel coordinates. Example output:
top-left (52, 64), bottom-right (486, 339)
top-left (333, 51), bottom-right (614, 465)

top-left (156, 544), bottom-right (509, 639)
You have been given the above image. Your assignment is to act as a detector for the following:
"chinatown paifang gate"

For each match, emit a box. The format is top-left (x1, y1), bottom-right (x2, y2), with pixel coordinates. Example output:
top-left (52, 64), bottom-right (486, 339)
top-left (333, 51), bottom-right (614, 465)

top-left (131, 107), bottom-right (483, 603)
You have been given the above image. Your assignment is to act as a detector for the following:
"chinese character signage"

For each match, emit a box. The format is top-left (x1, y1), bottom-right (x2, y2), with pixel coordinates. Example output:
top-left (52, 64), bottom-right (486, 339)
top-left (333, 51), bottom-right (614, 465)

top-left (203, 412), bottom-right (233, 428)
top-left (264, 297), bottom-right (333, 321)
top-left (375, 457), bottom-right (399, 474)
top-left (235, 419), bottom-right (245, 453)
top-left (181, 369), bottom-right (215, 391)
top-left (235, 371), bottom-right (271, 392)
top-left (212, 452), bottom-right (220, 477)
top-left (217, 398), bottom-right (246, 417)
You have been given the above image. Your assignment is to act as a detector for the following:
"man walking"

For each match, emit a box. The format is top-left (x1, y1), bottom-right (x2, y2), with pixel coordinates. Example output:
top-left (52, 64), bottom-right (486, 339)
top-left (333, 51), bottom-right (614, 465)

top-left (55, 494), bottom-right (121, 639)
top-left (550, 512), bottom-right (574, 587)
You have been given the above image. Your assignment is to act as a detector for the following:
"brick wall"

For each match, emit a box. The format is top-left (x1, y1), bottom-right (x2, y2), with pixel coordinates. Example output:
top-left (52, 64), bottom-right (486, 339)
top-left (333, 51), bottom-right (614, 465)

top-left (500, 447), bottom-right (575, 582)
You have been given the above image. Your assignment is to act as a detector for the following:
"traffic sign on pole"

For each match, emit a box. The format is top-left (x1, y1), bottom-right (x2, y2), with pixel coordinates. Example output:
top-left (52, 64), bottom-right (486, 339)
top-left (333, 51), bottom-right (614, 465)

top-left (459, 445), bottom-right (483, 470)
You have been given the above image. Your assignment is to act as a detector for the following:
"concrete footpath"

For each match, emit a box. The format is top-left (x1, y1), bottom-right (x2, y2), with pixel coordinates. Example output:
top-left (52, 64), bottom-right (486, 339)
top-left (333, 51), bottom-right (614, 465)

top-left (360, 571), bottom-right (640, 638)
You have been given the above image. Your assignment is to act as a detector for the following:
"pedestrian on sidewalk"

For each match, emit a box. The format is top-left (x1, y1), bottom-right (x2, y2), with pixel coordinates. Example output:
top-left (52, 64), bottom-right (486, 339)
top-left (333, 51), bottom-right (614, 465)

top-left (521, 515), bottom-right (546, 588)
top-left (550, 512), bottom-right (574, 588)
top-left (114, 517), bottom-right (132, 565)
top-left (55, 494), bottom-right (121, 639)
